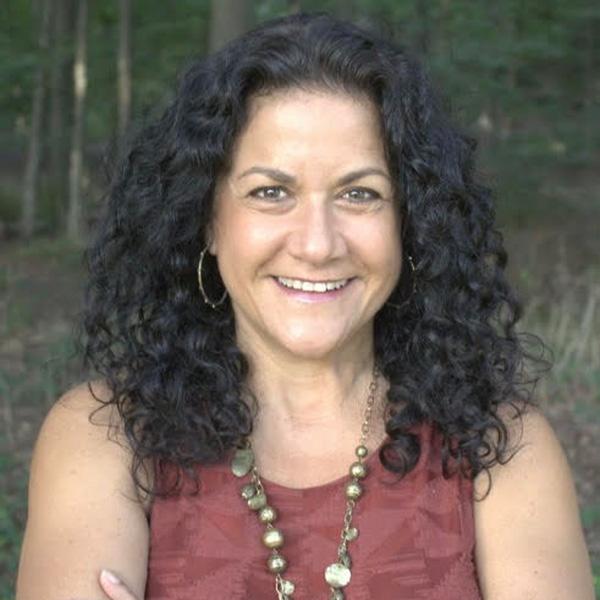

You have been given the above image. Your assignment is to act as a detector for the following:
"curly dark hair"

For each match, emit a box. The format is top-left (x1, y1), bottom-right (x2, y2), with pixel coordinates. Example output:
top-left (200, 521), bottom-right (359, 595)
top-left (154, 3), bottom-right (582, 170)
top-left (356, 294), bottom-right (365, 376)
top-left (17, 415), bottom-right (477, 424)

top-left (77, 12), bottom-right (547, 502)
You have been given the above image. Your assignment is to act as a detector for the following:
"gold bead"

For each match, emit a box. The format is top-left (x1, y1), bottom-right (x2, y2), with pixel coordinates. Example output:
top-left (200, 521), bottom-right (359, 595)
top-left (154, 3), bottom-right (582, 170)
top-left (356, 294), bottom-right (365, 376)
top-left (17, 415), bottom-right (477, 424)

top-left (247, 492), bottom-right (267, 510)
top-left (258, 505), bottom-right (277, 523)
top-left (331, 589), bottom-right (345, 599)
top-left (345, 481), bottom-right (362, 499)
top-left (355, 445), bottom-right (368, 459)
top-left (344, 526), bottom-right (358, 541)
top-left (267, 553), bottom-right (287, 574)
top-left (240, 483), bottom-right (257, 500)
top-left (349, 461), bottom-right (367, 479)
top-left (262, 527), bottom-right (284, 549)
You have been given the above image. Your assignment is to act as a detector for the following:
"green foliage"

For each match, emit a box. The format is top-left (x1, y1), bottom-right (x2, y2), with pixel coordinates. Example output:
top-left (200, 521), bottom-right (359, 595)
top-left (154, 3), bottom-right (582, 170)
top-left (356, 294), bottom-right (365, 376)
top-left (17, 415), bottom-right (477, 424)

top-left (0, 183), bottom-right (20, 224)
top-left (0, 0), bottom-right (37, 138)
top-left (2, 0), bottom-right (598, 229)
top-left (0, 450), bottom-right (27, 600)
top-left (85, 2), bottom-right (211, 139)
top-left (582, 505), bottom-right (600, 529)
top-left (2, 0), bottom-right (598, 146)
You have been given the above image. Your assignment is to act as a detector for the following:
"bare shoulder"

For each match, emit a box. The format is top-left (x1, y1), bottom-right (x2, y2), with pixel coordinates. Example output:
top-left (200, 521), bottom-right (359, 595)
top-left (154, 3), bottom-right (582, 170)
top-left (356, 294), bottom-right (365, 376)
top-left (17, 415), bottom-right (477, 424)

top-left (16, 380), bottom-right (154, 600)
top-left (473, 404), bottom-right (595, 599)
top-left (52, 379), bottom-right (155, 511)
top-left (37, 380), bottom-right (155, 514)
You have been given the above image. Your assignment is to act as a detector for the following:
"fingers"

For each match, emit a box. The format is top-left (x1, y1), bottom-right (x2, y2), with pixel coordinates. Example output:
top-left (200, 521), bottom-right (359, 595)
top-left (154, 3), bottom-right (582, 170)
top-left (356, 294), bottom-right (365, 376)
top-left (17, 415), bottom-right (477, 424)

top-left (99, 569), bottom-right (140, 600)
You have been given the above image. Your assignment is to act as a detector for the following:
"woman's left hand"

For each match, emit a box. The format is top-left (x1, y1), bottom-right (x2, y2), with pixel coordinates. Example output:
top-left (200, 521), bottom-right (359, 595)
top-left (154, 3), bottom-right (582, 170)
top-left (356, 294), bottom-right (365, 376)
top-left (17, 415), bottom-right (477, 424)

top-left (100, 569), bottom-right (141, 600)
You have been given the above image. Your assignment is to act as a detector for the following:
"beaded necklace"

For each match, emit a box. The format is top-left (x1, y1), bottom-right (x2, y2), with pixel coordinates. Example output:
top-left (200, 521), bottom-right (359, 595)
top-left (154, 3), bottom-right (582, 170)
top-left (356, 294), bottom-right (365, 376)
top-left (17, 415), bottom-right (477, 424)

top-left (230, 364), bottom-right (381, 599)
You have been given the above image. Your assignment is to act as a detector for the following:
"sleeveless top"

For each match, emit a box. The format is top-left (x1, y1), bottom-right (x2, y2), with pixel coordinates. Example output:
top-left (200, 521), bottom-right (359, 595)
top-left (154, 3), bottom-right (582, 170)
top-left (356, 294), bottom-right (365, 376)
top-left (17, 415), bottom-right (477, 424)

top-left (145, 420), bottom-right (482, 599)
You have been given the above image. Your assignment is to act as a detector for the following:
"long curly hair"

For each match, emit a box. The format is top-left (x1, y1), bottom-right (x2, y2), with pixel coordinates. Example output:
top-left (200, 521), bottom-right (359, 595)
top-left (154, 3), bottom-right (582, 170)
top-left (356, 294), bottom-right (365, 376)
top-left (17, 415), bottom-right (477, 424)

top-left (77, 12), bottom-right (548, 501)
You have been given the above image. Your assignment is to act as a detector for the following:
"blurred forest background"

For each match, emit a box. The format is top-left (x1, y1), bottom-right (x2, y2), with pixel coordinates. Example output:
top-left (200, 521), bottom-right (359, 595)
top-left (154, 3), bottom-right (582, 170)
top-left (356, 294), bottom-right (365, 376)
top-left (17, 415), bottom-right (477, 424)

top-left (1, 0), bottom-right (599, 597)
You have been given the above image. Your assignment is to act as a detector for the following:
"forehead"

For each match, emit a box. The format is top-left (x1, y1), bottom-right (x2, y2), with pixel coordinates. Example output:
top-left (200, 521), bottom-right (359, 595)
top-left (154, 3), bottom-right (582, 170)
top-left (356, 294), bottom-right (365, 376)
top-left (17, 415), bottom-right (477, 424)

top-left (227, 88), bottom-right (387, 171)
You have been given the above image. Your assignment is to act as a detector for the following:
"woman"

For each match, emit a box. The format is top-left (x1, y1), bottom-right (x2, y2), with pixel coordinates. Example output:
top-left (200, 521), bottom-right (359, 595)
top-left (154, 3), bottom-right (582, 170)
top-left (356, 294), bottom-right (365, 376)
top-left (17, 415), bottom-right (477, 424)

top-left (16, 12), bottom-right (594, 600)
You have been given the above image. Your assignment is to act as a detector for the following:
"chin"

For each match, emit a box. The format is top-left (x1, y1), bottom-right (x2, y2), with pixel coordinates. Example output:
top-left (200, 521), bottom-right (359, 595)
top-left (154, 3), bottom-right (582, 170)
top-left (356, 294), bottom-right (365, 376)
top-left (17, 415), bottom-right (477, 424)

top-left (277, 335), bottom-right (347, 361)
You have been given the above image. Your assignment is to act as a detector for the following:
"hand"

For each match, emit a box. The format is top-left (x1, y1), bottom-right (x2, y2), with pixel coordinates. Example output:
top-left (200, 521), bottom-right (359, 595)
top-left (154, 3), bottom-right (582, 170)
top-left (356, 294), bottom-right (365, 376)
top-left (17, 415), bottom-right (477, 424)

top-left (99, 569), bottom-right (141, 600)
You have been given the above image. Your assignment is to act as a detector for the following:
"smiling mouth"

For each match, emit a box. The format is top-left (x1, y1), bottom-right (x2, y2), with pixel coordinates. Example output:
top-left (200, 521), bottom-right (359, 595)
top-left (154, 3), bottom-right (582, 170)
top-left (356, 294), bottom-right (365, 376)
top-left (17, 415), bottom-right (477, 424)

top-left (272, 276), bottom-right (355, 293)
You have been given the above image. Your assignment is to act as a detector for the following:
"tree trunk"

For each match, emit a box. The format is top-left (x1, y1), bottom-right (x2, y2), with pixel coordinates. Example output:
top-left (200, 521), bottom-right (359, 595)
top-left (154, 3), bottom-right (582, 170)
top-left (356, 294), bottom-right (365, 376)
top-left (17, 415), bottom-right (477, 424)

top-left (67, 0), bottom-right (88, 242)
top-left (21, 0), bottom-right (52, 239)
top-left (208, 0), bottom-right (254, 53)
top-left (49, 0), bottom-right (73, 231)
top-left (118, 0), bottom-right (132, 146)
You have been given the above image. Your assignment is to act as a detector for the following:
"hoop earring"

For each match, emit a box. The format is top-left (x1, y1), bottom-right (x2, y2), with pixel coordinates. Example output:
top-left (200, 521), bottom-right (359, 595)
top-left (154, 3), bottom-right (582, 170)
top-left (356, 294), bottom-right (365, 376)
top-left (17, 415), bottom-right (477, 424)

top-left (406, 254), bottom-right (416, 282)
top-left (386, 253), bottom-right (416, 310)
top-left (197, 245), bottom-right (228, 309)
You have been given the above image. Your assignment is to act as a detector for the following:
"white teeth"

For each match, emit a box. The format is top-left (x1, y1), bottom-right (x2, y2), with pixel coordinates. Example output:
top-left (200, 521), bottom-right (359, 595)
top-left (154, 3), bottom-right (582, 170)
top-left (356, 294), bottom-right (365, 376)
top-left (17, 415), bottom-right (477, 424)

top-left (277, 277), bottom-right (349, 293)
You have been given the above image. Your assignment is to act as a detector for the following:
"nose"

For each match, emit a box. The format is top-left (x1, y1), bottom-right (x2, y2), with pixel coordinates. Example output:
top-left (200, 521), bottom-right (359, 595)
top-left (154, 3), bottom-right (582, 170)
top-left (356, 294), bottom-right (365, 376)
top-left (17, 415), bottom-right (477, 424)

top-left (287, 197), bottom-right (345, 265)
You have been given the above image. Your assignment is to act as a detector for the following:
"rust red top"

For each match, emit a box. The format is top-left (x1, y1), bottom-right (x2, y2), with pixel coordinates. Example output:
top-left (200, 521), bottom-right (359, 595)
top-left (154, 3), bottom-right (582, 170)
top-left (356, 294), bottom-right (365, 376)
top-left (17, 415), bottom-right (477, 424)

top-left (145, 419), bottom-right (482, 599)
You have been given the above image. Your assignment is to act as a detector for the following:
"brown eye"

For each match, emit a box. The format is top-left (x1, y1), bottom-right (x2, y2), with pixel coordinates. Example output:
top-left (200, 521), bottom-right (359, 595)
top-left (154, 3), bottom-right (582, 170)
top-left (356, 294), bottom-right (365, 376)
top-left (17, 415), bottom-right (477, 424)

top-left (249, 186), bottom-right (288, 201)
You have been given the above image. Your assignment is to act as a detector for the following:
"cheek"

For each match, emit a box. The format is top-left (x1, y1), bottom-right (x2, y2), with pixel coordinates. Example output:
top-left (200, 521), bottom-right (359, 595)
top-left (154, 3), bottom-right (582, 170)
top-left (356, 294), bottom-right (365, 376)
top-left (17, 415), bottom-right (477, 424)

top-left (217, 211), bottom-right (280, 274)
top-left (354, 216), bottom-right (401, 270)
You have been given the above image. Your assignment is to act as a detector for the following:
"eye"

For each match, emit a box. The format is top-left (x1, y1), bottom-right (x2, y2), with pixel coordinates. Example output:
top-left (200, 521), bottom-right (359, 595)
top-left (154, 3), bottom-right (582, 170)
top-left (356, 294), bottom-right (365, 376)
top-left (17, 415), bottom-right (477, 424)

top-left (248, 186), bottom-right (288, 201)
top-left (341, 187), bottom-right (382, 203)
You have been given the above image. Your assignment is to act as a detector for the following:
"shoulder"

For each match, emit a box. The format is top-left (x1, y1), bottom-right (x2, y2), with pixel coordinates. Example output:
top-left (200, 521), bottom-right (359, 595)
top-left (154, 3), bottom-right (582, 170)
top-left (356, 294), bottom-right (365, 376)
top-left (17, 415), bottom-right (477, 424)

top-left (37, 380), bottom-right (154, 514)
top-left (473, 404), bottom-right (594, 599)
top-left (16, 380), bottom-right (153, 599)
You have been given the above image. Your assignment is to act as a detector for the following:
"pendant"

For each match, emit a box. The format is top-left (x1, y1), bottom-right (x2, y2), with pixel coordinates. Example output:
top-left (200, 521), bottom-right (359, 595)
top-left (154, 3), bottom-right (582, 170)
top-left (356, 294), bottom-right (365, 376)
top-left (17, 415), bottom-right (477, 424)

top-left (231, 447), bottom-right (254, 477)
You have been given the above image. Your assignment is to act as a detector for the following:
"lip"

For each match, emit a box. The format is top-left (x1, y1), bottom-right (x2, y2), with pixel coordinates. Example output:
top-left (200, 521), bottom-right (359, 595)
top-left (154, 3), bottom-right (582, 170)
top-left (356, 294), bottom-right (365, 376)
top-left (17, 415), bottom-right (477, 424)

top-left (272, 276), bottom-right (355, 303)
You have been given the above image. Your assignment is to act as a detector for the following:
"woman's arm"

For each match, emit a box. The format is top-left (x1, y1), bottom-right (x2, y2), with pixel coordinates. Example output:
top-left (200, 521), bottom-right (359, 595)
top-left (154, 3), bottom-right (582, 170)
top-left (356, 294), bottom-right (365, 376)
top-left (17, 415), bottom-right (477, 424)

top-left (474, 406), bottom-right (594, 599)
top-left (16, 382), bottom-right (152, 600)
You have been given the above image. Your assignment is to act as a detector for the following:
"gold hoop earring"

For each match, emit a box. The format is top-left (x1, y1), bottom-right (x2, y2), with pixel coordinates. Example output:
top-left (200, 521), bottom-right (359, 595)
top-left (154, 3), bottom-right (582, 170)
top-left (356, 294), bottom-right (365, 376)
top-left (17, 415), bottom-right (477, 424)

top-left (385, 253), bottom-right (416, 310)
top-left (197, 245), bottom-right (228, 309)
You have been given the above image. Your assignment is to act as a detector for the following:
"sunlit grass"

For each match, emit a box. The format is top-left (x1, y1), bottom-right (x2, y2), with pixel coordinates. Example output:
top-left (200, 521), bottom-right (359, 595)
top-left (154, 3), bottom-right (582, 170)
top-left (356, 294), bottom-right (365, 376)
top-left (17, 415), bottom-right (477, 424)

top-left (519, 263), bottom-right (600, 411)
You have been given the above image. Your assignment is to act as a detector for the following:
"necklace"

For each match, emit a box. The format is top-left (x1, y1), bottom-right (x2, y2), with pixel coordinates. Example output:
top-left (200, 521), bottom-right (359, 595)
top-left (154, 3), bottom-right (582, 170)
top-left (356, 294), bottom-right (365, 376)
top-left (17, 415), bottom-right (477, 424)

top-left (230, 364), bottom-right (381, 599)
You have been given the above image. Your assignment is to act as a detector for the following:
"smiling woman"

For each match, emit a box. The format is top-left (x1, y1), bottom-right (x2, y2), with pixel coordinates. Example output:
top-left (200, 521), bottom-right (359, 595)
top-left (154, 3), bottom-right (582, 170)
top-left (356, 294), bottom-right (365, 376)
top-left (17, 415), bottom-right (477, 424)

top-left (16, 10), bottom-right (594, 600)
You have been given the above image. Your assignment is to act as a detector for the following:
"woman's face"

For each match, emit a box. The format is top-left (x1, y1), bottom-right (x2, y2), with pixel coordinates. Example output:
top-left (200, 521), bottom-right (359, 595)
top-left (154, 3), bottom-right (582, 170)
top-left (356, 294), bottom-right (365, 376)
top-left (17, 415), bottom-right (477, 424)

top-left (208, 88), bottom-right (402, 360)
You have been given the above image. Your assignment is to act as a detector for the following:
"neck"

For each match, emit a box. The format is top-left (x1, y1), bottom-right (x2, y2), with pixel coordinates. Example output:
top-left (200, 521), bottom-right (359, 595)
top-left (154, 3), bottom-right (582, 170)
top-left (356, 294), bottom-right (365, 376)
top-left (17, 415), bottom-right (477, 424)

top-left (236, 329), bottom-right (387, 454)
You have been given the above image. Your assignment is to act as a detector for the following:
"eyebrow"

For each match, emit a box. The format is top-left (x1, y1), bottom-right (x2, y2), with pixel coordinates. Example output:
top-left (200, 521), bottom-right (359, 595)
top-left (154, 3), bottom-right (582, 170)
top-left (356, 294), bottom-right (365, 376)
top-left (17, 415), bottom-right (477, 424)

top-left (237, 166), bottom-right (391, 186)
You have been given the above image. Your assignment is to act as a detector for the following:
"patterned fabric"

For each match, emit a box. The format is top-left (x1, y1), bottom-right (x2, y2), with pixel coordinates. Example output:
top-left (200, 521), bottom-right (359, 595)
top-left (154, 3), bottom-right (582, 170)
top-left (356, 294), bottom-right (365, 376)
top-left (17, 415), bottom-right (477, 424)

top-left (145, 420), bottom-right (482, 599)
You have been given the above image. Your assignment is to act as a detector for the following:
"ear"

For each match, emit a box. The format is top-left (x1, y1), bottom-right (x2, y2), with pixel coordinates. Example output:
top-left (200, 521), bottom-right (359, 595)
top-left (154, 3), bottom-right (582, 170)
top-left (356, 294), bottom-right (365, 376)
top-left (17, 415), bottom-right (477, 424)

top-left (204, 226), bottom-right (218, 255)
